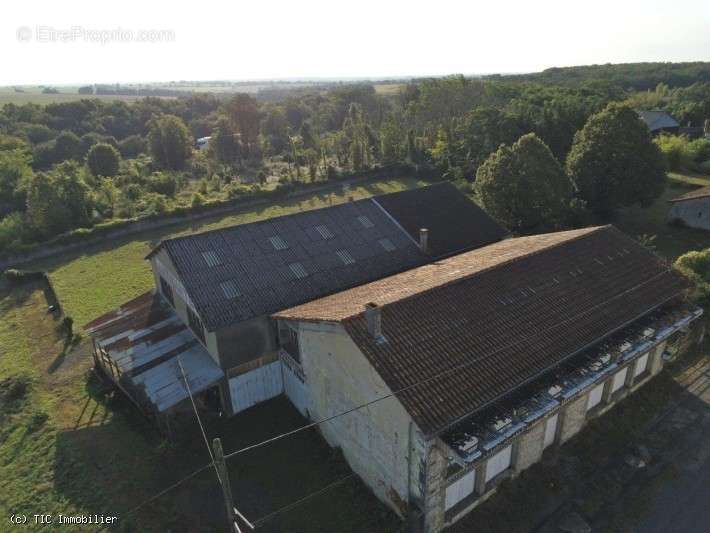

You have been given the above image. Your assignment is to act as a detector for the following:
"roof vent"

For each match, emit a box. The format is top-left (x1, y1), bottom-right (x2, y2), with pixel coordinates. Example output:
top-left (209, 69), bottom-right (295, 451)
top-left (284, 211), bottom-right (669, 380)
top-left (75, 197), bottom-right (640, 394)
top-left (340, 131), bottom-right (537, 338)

top-left (419, 228), bottom-right (429, 253)
top-left (364, 302), bottom-right (384, 343)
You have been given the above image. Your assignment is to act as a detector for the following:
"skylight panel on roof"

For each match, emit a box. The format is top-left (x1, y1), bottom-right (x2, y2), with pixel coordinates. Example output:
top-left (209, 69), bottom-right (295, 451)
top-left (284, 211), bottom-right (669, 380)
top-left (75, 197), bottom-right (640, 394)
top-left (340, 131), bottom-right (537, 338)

top-left (202, 251), bottom-right (220, 267)
top-left (336, 249), bottom-right (355, 265)
top-left (219, 279), bottom-right (240, 299)
top-left (269, 236), bottom-right (289, 250)
top-left (357, 215), bottom-right (374, 228)
top-left (378, 238), bottom-right (396, 252)
top-left (315, 224), bottom-right (334, 239)
top-left (289, 262), bottom-right (308, 279)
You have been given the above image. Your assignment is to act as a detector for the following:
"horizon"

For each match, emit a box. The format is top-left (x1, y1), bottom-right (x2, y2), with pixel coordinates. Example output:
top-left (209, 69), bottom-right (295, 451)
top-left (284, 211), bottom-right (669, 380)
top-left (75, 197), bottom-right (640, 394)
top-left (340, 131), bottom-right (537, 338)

top-left (2, 0), bottom-right (710, 86)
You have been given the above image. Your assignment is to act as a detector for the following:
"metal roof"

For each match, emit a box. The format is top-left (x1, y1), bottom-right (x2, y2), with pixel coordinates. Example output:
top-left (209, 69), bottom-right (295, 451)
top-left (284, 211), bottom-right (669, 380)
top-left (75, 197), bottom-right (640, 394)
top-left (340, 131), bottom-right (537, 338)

top-left (148, 183), bottom-right (506, 331)
top-left (638, 110), bottom-right (680, 132)
top-left (85, 291), bottom-right (224, 413)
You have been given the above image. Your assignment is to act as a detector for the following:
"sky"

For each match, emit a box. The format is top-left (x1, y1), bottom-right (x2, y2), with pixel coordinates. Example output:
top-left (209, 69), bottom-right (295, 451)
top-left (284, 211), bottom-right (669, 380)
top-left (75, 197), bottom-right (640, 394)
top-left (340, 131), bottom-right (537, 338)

top-left (2, 0), bottom-right (710, 85)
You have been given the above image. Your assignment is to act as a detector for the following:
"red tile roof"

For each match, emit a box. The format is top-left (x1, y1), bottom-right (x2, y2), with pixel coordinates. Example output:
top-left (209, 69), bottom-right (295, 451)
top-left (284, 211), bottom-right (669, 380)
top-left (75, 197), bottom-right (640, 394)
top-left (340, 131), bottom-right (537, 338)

top-left (275, 226), bottom-right (690, 435)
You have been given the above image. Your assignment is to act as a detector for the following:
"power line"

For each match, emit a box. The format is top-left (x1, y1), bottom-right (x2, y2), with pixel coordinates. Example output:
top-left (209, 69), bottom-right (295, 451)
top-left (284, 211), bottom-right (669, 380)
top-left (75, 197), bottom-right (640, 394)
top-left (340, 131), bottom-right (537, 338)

top-left (177, 356), bottom-right (220, 479)
top-left (94, 462), bottom-right (213, 532)
top-left (251, 473), bottom-right (357, 527)
top-left (225, 268), bottom-right (679, 460)
top-left (98, 266), bottom-right (680, 531)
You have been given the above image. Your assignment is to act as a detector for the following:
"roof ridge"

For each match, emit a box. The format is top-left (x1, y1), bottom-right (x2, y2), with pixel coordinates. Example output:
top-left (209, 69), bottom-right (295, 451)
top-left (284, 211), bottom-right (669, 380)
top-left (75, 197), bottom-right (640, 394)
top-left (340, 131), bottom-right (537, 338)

top-left (145, 182), bottom-right (453, 260)
top-left (338, 225), bottom-right (611, 321)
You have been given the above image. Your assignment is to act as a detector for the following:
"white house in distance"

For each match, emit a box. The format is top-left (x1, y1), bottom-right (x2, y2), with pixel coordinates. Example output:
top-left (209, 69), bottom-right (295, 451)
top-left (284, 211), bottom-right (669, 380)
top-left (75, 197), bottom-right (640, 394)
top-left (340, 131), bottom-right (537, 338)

top-left (668, 186), bottom-right (710, 230)
top-left (274, 225), bottom-right (701, 532)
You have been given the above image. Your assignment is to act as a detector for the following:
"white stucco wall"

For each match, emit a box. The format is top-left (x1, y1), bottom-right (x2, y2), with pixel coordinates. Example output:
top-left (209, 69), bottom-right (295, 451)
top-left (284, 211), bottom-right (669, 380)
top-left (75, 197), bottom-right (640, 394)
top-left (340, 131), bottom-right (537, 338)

top-left (296, 321), bottom-right (420, 516)
top-left (669, 197), bottom-right (710, 230)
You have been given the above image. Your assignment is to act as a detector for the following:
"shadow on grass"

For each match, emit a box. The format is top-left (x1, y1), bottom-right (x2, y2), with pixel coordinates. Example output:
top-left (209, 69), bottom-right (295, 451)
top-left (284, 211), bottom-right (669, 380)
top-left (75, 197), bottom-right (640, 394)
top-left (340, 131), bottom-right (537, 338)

top-left (52, 390), bottom-right (401, 533)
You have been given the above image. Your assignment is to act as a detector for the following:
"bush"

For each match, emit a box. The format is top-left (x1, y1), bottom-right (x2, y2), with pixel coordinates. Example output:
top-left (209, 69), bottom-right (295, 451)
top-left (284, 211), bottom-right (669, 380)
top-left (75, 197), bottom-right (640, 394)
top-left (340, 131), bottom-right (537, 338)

top-left (148, 172), bottom-right (177, 196)
top-left (87, 143), bottom-right (121, 177)
top-left (117, 135), bottom-right (147, 158)
top-left (675, 248), bottom-right (710, 306)
top-left (191, 192), bottom-right (205, 207)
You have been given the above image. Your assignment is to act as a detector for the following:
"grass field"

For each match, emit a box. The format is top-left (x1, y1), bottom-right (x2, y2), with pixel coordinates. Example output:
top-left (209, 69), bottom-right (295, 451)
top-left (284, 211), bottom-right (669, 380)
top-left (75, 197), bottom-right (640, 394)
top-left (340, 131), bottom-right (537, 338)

top-left (29, 176), bottom-right (426, 331)
top-left (0, 90), bottom-right (152, 106)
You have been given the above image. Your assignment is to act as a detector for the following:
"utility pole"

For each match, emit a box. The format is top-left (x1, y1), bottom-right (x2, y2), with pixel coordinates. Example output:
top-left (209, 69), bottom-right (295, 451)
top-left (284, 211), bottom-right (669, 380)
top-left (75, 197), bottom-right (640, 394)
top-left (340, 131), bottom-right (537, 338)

top-left (213, 438), bottom-right (240, 533)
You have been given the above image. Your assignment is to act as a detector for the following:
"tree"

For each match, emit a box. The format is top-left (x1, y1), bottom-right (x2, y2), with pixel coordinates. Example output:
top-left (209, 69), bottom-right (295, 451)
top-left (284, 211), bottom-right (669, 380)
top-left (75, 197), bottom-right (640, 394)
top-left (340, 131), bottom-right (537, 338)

top-left (227, 94), bottom-right (260, 155)
top-left (26, 173), bottom-right (65, 238)
top-left (53, 131), bottom-right (83, 162)
top-left (210, 117), bottom-right (241, 165)
top-left (148, 114), bottom-right (192, 170)
top-left (675, 249), bottom-right (710, 307)
top-left (0, 149), bottom-right (33, 216)
top-left (566, 103), bottom-right (666, 215)
top-left (87, 143), bottom-right (120, 177)
top-left (476, 133), bottom-right (574, 233)
top-left (451, 107), bottom-right (523, 179)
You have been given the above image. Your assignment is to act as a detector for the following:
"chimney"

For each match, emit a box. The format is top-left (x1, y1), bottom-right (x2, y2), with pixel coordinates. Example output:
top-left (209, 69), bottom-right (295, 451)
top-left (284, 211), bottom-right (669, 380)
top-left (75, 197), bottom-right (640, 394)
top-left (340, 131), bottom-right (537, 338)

top-left (364, 302), bottom-right (383, 341)
top-left (419, 228), bottom-right (429, 253)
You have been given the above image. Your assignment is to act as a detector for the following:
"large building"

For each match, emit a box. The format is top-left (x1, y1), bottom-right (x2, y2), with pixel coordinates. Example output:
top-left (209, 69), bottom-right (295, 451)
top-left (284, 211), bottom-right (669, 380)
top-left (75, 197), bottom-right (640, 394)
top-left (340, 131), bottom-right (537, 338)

top-left (86, 183), bottom-right (508, 425)
top-left (273, 225), bottom-right (701, 531)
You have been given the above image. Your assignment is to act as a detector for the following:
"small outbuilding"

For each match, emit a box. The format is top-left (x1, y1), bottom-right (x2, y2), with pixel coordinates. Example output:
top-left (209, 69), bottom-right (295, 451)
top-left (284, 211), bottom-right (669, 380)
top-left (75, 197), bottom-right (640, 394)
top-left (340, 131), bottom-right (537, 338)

top-left (668, 186), bottom-right (710, 230)
top-left (638, 110), bottom-right (680, 136)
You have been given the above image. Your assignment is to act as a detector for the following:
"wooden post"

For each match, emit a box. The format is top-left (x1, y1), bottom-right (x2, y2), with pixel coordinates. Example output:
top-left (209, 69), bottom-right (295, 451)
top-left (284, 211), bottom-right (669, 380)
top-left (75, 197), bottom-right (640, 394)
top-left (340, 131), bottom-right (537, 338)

top-left (213, 438), bottom-right (238, 532)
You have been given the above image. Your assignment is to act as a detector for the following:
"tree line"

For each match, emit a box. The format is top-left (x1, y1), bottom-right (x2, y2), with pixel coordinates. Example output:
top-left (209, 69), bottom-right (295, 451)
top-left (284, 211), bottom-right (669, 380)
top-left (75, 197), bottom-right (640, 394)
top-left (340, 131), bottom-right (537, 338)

top-left (1, 69), bottom-right (707, 251)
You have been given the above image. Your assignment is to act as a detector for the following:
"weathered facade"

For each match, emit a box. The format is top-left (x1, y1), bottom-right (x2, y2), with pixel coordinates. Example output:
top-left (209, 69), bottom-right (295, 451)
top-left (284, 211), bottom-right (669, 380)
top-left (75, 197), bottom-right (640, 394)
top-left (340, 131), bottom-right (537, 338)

top-left (668, 186), bottom-right (710, 230)
top-left (274, 225), bottom-right (701, 531)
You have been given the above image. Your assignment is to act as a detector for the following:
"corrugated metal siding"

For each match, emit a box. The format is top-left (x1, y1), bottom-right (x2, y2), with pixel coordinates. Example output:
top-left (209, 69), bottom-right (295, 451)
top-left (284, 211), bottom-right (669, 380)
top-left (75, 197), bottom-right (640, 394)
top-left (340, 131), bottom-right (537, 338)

top-left (229, 361), bottom-right (284, 414)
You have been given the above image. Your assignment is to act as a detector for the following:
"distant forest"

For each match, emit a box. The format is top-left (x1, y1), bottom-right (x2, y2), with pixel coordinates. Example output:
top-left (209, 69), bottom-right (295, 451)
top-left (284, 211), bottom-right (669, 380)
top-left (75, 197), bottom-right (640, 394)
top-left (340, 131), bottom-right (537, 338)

top-left (495, 61), bottom-right (710, 91)
top-left (2, 61), bottom-right (710, 252)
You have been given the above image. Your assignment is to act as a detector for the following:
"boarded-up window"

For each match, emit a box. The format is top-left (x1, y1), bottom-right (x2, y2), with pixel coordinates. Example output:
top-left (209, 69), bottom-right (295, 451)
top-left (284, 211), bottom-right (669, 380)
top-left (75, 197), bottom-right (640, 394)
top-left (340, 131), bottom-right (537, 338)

top-left (586, 382), bottom-right (604, 411)
top-left (634, 352), bottom-right (649, 377)
top-left (160, 276), bottom-right (174, 306)
top-left (611, 367), bottom-right (628, 394)
top-left (485, 445), bottom-right (512, 482)
top-left (187, 306), bottom-right (206, 344)
top-left (445, 469), bottom-right (476, 510)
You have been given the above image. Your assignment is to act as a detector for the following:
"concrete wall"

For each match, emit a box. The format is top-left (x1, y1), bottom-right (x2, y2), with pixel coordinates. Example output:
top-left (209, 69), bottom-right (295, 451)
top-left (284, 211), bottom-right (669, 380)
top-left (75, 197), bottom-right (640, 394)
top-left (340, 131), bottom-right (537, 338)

top-left (296, 320), bottom-right (417, 518)
top-left (559, 393), bottom-right (589, 444)
top-left (669, 197), bottom-right (710, 230)
top-left (513, 418), bottom-right (546, 473)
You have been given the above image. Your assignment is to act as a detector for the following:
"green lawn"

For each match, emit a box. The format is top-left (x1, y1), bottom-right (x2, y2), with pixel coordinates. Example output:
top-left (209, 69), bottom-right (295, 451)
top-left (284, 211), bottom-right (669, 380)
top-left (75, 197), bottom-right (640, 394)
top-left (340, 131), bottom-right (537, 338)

top-left (28, 177), bottom-right (426, 329)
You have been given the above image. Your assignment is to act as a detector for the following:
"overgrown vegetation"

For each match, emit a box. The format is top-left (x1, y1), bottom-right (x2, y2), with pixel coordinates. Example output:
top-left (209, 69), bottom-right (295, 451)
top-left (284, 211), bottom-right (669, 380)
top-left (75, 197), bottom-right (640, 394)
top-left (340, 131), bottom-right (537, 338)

top-left (6, 65), bottom-right (710, 252)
